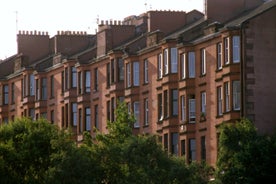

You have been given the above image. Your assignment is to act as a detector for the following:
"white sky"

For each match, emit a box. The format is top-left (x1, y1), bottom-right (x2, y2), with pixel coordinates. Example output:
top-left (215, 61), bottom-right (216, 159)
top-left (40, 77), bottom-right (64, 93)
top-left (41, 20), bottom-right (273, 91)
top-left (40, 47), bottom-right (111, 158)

top-left (0, 0), bottom-right (204, 60)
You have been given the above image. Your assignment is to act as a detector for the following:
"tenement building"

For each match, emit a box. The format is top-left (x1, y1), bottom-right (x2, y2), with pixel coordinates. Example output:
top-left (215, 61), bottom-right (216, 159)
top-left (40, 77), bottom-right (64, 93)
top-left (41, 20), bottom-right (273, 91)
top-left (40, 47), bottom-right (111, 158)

top-left (0, 0), bottom-right (275, 166)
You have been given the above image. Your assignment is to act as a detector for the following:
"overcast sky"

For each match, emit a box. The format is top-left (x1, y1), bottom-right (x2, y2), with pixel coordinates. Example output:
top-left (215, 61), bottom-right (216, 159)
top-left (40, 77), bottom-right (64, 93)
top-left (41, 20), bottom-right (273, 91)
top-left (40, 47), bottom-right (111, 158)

top-left (0, 0), bottom-right (204, 59)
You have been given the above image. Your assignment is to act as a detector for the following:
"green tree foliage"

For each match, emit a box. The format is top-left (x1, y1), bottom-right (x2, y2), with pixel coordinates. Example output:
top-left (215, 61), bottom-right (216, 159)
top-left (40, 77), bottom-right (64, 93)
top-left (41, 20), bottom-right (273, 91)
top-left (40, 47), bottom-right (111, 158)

top-left (85, 101), bottom-right (212, 184)
top-left (0, 103), bottom-right (213, 183)
top-left (215, 118), bottom-right (276, 183)
top-left (0, 117), bottom-right (99, 184)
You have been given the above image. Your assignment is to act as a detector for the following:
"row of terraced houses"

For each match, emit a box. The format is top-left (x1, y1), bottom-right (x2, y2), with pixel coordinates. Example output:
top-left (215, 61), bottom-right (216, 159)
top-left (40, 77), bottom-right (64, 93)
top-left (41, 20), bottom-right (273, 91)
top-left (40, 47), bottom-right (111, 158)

top-left (0, 0), bottom-right (275, 166)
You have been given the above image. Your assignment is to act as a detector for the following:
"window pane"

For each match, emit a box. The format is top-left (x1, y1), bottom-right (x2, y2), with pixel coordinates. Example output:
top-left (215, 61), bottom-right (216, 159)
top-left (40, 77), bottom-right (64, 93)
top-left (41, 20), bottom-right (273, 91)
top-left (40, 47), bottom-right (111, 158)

top-left (158, 53), bottom-right (163, 79)
top-left (30, 74), bottom-right (35, 96)
top-left (233, 36), bottom-right (240, 63)
top-left (201, 49), bottom-right (206, 75)
top-left (172, 89), bottom-right (178, 116)
top-left (134, 101), bottom-right (140, 128)
top-left (188, 52), bottom-right (195, 78)
top-left (144, 59), bottom-right (148, 83)
top-left (217, 43), bottom-right (222, 69)
top-left (71, 67), bottom-right (77, 88)
top-left (133, 62), bottom-right (139, 86)
top-left (85, 107), bottom-right (91, 131)
top-left (85, 71), bottom-right (91, 93)
top-left (171, 48), bottom-right (178, 73)
top-left (181, 53), bottom-right (186, 79)
top-left (189, 98), bottom-right (196, 123)
top-left (233, 81), bottom-right (241, 110)
top-left (164, 49), bottom-right (168, 75)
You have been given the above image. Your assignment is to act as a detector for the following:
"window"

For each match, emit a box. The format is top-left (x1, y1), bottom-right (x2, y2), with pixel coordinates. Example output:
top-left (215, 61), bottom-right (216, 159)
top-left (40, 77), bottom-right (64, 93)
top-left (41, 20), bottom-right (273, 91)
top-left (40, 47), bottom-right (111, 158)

top-left (94, 105), bottom-right (99, 129)
top-left (180, 53), bottom-right (186, 79)
top-left (158, 53), bottom-right (163, 79)
top-left (111, 97), bottom-right (115, 122)
top-left (164, 133), bottom-right (168, 152)
top-left (117, 58), bottom-right (124, 81)
top-left (94, 68), bottom-right (99, 91)
top-left (71, 66), bottom-right (77, 88)
top-left (11, 83), bottom-right (15, 104)
top-left (107, 100), bottom-right (110, 121)
top-left (133, 62), bottom-right (140, 86)
top-left (85, 71), bottom-right (91, 93)
top-left (164, 90), bottom-right (168, 118)
top-left (29, 108), bottom-right (35, 120)
top-left (189, 138), bottom-right (196, 161)
top-left (171, 47), bottom-right (178, 73)
top-left (180, 95), bottom-right (186, 122)
top-left (50, 110), bottom-right (54, 124)
top-left (144, 59), bottom-right (148, 83)
top-left (23, 75), bottom-right (26, 97)
top-left (181, 139), bottom-right (186, 156)
top-left (158, 93), bottom-right (163, 120)
top-left (50, 75), bottom-right (54, 97)
top-left (85, 107), bottom-right (91, 131)
top-left (224, 37), bottom-right (229, 64)
top-left (189, 98), bottom-right (196, 123)
top-left (94, 68), bottom-right (98, 91)
top-left (171, 133), bottom-right (179, 156)
top-left (217, 42), bottom-right (222, 70)
top-left (78, 72), bottom-right (83, 94)
top-left (35, 79), bottom-right (39, 100)
top-left (61, 71), bottom-right (64, 93)
top-left (233, 81), bottom-right (241, 110)
top-left (65, 68), bottom-right (69, 90)
top-left (201, 48), bottom-right (206, 75)
top-left (126, 63), bottom-right (131, 87)
top-left (188, 52), bottom-right (195, 78)
top-left (201, 136), bottom-right (206, 161)
top-left (3, 84), bottom-right (9, 105)
top-left (144, 98), bottom-right (149, 126)
top-left (41, 78), bottom-right (47, 100)
top-left (79, 108), bottom-right (83, 133)
top-left (72, 103), bottom-right (77, 126)
top-left (30, 74), bottom-right (35, 96)
top-left (172, 89), bottom-right (178, 116)
top-left (164, 49), bottom-right (169, 75)
top-left (111, 59), bottom-right (115, 84)
top-left (233, 36), bottom-right (240, 63)
top-left (224, 82), bottom-right (230, 112)
top-left (201, 91), bottom-right (206, 114)
top-left (107, 63), bottom-right (110, 87)
top-left (133, 101), bottom-right (140, 128)
top-left (217, 86), bottom-right (223, 116)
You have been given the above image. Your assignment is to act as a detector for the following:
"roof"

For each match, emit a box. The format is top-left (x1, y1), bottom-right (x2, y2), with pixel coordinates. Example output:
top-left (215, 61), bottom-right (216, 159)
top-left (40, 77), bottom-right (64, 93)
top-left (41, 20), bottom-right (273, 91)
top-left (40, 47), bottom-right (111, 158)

top-left (225, 0), bottom-right (276, 28)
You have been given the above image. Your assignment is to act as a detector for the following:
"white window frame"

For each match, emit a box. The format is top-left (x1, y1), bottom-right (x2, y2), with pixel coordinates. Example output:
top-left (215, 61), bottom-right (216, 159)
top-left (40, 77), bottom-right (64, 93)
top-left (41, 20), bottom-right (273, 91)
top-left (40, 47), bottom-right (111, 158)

top-left (181, 53), bottom-right (186, 79)
top-left (224, 37), bottom-right (229, 64)
top-left (158, 53), bottom-right (163, 79)
top-left (164, 48), bottom-right (169, 75)
top-left (217, 42), bottom-right (222, 70)
top-left (201, 48), bottom-right (206, 75)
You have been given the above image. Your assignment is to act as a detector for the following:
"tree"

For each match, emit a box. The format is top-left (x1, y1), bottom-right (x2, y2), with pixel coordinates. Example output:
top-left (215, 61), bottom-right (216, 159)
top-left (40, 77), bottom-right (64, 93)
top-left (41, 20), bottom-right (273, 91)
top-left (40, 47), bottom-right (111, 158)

top-left (85, 101), bottom-right (212, 184)
top-left (0, 117), bottom-right (100, 184)
top-left (215, 118), bottom-right (276, 183)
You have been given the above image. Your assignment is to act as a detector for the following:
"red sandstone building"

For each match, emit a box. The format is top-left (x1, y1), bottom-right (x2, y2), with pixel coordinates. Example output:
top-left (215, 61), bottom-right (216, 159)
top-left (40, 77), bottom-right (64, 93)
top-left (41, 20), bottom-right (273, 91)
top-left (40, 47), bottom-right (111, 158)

top-left (0, 0), bottom-right (275, 166)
